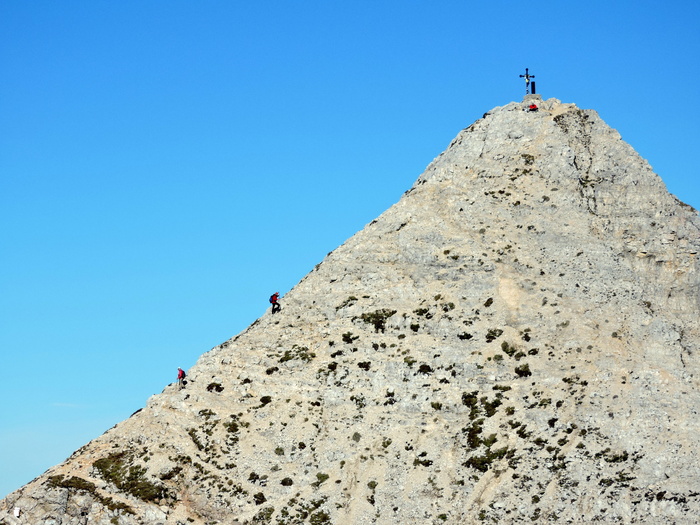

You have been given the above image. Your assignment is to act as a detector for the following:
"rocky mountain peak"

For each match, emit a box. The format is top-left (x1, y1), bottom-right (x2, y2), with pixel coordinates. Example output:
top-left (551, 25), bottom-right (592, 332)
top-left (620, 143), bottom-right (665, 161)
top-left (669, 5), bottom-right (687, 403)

top-left (2, 98), bottom-right (699, 524)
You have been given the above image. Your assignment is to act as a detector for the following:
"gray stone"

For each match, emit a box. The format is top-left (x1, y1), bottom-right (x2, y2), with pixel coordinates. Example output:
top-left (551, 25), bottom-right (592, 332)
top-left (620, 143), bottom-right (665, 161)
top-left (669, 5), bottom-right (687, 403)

top-left (2, 97), bottom-right (699, 524)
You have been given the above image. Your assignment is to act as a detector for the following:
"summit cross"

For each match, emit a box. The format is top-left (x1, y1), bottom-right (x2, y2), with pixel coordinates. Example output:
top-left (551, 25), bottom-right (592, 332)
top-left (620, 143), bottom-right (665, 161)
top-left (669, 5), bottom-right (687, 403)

top-left (519, 68), bottom-right (536, 95)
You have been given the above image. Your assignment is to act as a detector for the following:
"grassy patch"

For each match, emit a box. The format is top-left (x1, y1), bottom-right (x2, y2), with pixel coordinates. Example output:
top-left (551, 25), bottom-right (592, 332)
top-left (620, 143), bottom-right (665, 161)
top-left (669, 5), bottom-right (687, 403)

top-left (93, 452), bottom-right (170, 503)
top-left (463, 446), bottom-right (511, 473)
top-left (280, 345), bottom-right (316, 363)
top-left (48, 474), bottom-right (135, 514)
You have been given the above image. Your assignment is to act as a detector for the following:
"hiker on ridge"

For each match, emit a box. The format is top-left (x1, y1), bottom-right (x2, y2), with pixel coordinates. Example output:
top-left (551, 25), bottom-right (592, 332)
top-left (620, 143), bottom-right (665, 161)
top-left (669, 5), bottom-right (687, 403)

top-left (270, 292), bottom-right (281, 314)
top-left (177, 367), bottom-right (186, 390)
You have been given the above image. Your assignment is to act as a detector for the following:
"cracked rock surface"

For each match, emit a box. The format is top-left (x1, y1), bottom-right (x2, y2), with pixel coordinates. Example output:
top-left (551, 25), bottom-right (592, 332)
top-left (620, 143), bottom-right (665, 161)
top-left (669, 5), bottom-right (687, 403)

top-left (2, 96), bottom-right (699, 524)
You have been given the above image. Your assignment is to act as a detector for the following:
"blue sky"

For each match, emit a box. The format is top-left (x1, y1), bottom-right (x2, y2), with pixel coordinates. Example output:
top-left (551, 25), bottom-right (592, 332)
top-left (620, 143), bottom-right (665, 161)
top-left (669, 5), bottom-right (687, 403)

top-left (1, 1), bottom-right (698, 498)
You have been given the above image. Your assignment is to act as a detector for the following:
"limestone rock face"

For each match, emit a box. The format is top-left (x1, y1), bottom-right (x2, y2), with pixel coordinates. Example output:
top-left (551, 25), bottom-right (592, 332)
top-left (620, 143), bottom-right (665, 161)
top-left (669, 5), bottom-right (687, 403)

top-left (3, 96), bottom-right (700, 524)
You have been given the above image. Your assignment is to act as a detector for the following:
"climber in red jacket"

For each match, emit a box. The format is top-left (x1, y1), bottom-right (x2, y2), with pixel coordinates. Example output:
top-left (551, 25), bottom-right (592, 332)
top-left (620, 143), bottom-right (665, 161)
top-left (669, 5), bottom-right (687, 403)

top-left (270, 292), bottom-right (281, 314)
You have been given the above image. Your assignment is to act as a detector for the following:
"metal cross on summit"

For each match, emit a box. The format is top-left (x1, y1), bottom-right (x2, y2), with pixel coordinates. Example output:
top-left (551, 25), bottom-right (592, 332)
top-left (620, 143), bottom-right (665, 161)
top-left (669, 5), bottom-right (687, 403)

top-left (519, 68), bottom-right (536, 95)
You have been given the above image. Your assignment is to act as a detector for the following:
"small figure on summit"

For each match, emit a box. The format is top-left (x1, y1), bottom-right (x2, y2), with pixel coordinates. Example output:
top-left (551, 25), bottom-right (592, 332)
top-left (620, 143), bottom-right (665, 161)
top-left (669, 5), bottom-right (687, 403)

top-left (270, 292), bottom-right (281, 314)
top-left (177, 367), bottom-right (186, 390)
top-left (528, 103), bottom-right (538, 112)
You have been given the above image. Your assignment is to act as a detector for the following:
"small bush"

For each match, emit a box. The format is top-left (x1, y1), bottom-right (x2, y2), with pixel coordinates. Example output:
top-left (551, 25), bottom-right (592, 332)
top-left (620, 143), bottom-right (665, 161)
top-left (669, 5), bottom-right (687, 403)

top-left (414, 308), bottom-right (431, 317)
top-left (486, 329), bottom-right (504, 343)
top-left (481, 397), bottom-right (502, 417)
top-left (342, 332), bottom-right (359, 344)
top-left (464, 418), bottom-right (484, 449)
top-left (418, 364), bottom-right (433, 375)
top-left (463, 446), bottom-right (510, 472)
top-left (515, 364), bottom-right (532, 377)
top-left (413, 454), bottom-right (433, 467)
top-left (359, 309), bottom-right (397, 332)
top-left (501, 341), bottom-right (516, 357)
top-left (309, 511), bottom-right (331, 524)
top-left (279, 345), bottom-right (315, 363)
top-left (311, 473), bottom-right (330, 488)
top-left (253, 507), bottom-right (274, 522)
top-left (336, 296), bottom-right (358, 310)
top-left (462, 391), bottom-right (479, 411)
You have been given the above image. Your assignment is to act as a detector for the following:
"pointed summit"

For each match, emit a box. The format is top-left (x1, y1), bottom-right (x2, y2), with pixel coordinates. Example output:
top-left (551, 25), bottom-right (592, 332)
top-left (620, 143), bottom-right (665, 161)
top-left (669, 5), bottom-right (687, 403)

top-left (3, 98), bottom-right (699, 524)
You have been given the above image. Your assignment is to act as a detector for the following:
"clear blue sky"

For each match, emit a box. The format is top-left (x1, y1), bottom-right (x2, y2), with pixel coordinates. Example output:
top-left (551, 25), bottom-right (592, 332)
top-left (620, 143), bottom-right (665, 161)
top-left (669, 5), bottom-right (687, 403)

top-left (1, 1), bottom-right (698, 498)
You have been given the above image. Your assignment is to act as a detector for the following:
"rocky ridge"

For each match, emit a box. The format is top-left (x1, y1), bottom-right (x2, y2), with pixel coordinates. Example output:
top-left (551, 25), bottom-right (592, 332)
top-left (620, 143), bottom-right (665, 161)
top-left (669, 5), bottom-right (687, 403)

top-left (2, 95), bottom-right (699, 524)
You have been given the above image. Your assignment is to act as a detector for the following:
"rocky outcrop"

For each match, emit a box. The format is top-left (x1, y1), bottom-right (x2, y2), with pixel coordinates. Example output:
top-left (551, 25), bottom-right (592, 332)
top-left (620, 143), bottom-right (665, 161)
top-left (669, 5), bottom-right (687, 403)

top-left (2, 96), bottom-right (699, 524)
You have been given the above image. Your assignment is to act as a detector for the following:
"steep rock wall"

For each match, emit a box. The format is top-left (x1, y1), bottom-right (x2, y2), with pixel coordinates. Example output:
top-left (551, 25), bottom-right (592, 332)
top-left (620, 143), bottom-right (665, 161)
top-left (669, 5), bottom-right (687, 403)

top-left (2, 97), bottom-right (699, 525)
